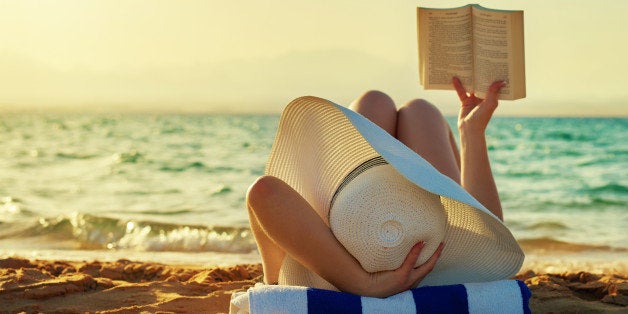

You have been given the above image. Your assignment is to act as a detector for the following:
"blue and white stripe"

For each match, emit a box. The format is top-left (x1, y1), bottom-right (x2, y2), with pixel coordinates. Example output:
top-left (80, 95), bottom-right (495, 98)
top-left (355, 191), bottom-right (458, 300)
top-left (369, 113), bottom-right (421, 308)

top-left (232, 280), bottom-right (531, 314)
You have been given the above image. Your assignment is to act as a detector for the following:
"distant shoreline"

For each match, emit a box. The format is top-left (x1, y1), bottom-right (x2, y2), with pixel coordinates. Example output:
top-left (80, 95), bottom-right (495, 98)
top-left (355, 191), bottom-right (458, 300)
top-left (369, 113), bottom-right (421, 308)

top-left (1, 103), bottom-right (627, 118)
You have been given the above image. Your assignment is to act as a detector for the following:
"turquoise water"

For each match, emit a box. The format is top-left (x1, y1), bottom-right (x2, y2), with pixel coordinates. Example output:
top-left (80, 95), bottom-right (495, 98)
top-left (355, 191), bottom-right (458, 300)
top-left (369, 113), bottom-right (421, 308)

top-left (0, 113), bottom-right (626, 269)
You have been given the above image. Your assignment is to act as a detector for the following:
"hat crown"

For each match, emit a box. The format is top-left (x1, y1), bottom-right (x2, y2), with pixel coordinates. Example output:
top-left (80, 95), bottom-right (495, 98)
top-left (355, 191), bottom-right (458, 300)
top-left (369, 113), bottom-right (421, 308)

top-left (330, 162), bottom-right (447, 273)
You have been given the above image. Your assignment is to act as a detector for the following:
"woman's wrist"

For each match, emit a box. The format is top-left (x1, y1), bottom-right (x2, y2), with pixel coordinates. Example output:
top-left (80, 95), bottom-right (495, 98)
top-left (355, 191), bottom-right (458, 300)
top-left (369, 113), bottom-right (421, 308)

top-left (343, 269), bottom-right (393, 298)
top-left (459, 128), bottom-right (487, 150)
top-left (325, 259), bottom-right (375, 296)
top-left (458, 120), bottom-right (487, 137)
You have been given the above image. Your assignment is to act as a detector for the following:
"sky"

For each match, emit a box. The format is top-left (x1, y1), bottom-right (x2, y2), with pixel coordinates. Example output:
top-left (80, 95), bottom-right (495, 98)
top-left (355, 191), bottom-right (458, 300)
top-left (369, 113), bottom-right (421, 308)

top-left (0, 0), bottom-right (627, 116)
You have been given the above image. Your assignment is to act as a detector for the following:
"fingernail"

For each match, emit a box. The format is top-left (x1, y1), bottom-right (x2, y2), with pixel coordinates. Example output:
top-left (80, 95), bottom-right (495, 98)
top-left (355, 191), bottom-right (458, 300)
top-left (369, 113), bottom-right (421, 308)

top-left (415, 242), bottom-right (425, 249)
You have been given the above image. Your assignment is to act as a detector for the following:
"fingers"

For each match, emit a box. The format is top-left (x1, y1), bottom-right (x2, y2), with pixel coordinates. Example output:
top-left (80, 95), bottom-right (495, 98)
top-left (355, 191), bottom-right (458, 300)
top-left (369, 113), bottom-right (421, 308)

top-left (399, 242), bottom-right (444, 288)
top-left (413, 242), bottom-right (444, 273)
top-left (452, 77), bottom-right (468, 101)
top-left (474, 81), bottom-right (505, 121)
top-left (454, 77), bottom-right (506, 104)
top-left (484, 80), bottom-right (507, 104)
top-left (400, 242), bottom-right (424, 270)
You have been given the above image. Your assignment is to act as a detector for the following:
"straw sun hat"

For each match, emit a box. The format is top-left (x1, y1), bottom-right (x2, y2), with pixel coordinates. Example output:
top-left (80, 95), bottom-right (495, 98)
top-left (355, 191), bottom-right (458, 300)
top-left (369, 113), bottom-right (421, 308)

top-left (266, 96), bottom-right (524, 289)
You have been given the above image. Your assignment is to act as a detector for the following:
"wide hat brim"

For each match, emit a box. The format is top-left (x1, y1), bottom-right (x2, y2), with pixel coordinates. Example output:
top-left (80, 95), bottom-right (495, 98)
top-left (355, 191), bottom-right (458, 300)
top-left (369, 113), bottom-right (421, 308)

top-left (266, 96), bottom-right (524, 287)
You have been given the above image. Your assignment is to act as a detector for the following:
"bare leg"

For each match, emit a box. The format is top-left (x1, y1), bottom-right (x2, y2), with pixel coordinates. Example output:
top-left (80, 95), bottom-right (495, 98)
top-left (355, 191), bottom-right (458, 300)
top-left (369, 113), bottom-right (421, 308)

top-left (396, 99), bottom-right (461, 183)
top-left (247, 202), bottom-right (285, 284)
top-left (247, 177), bottom-right (288, 284)
top-left (349, 90), bottom-right (397, 137)
top-left (448, 128), bottom-right (461, 171)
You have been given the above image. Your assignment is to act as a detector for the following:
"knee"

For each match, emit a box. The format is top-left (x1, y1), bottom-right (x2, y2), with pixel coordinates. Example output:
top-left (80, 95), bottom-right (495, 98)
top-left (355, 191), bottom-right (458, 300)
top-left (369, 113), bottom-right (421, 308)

top-left (398, 99), bottom-right (445, 121)
top-left (246, 175), bottom-right (283, 211)
top-left (360, 90), bottom-right (394, 105)
top-left (351, 90), bottom-right (398, 135)
top-left (352, 90), bottom-right (396, 113)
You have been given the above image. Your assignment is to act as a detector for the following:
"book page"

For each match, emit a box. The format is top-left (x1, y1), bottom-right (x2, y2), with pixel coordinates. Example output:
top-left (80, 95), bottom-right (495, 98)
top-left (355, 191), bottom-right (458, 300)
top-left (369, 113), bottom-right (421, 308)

top-left (472, 5), bottom-right (525, 99)
top-left (418, 6), bottom-right (473, 91)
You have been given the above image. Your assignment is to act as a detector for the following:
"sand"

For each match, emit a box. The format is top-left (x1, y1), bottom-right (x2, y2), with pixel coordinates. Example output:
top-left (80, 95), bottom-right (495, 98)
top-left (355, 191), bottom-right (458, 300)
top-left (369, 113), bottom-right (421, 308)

top-left (1, 257), bottom-right (626, 314)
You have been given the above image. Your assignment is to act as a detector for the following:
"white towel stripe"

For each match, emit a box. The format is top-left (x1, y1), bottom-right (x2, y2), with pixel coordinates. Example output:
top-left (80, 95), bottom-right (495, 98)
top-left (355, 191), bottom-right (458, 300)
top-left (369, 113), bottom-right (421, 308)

top-left (249, 284), bottom-right (309, 314)
top-left (464, 280), bottom-right (523, 314)
top-left (361, 290), bottom-right (416, 314)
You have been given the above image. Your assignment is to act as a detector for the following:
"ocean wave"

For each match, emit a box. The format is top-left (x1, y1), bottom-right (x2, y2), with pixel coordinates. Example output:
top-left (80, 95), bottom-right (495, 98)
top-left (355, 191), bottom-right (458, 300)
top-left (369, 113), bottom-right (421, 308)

top-left (503, 169), bottom-right (546, 178)
top-left (518, 237), bottom-right (627, 253)
top-left (577, 153), bottom-right (626, 166)
top-left (157, 161), bottom-right (239, 173)
top-left (0, 213), bottom-right (257, 254)
top-left (0, 197), bottom-right (35, 222)
top-left (528, 196), bottom-right (626, 211)
top-left (211, 184), bottom-right (232, 195)
top-left (114, 188), bottom-right (182, 196)
top-left (111, 150), bottom-right (144, 164)
top-left (544, 131), bottom-right (592, 142)
top-left (55, 152), bottom-right (100, 160)
top-left (158, 161), bottom-right (208, 172)
top-left (135, 209), bottom-right (196, 216)
top-left (585, 183), bottom-right (628, 194)
top-left (589, 197), bottom-right (626, 206)
top-left (526, 221), bottom-right (570, 231)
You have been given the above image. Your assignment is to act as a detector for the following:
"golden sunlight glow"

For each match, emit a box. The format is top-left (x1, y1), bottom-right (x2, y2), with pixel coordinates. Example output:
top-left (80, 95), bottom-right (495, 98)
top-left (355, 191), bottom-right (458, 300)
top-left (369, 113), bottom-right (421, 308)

top-left (0, 0), bottom-right (626, 115)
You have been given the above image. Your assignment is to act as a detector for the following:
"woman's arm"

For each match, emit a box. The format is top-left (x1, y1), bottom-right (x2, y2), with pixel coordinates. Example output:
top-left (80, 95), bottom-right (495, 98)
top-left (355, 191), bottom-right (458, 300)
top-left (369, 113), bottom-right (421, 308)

top-left (247, 175), bottom-right (443, 298)
top-left (453, 77), bottom-right (505, 220)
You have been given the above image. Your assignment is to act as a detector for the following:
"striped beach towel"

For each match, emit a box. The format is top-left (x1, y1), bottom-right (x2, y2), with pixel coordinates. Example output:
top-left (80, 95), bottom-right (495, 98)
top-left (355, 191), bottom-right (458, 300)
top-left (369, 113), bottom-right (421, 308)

top-left (230, 280), bottom-right (531, 313)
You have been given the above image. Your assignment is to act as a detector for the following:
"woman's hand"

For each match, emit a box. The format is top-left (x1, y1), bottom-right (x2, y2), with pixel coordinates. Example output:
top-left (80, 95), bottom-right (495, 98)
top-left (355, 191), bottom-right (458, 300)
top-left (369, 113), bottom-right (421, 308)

top-left (453, 77), bottom-right (505, 135)
top-left (358, 242), bottom-right (444, 298)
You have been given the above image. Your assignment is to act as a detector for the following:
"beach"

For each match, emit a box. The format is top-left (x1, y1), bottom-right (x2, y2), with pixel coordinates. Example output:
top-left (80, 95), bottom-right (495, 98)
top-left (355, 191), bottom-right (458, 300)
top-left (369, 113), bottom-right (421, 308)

top-left (2, 255), bottom-right (627, 313)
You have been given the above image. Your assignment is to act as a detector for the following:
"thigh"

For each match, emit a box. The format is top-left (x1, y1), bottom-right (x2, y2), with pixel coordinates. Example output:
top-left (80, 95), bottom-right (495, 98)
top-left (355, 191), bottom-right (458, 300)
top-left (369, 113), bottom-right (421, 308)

top-left (396, 99), bottom-right (461, 183)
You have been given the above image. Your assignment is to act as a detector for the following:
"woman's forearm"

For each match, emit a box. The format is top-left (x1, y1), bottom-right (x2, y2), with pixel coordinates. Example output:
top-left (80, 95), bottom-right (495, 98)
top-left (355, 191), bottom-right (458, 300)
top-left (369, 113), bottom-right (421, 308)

top-left (274, 208), bottom-right (373, 294)
top-left (459, 131), bottom-right (503, 220)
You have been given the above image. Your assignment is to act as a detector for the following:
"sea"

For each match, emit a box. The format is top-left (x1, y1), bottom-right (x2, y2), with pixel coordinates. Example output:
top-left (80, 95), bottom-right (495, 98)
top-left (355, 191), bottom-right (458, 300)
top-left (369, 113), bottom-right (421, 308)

top-left (1, 112), bottom-right (626, 273)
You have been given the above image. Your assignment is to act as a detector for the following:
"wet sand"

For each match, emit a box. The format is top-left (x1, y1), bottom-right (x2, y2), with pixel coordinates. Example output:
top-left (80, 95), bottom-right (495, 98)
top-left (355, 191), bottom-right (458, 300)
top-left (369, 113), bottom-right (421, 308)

top-left (1, 257), bottom-right (626, 313)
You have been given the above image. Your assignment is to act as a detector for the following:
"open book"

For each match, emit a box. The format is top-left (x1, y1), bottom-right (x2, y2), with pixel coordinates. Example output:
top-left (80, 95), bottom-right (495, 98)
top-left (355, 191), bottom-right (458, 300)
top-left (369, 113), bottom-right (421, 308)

top-left (417, 4), bottom-right (525, 100)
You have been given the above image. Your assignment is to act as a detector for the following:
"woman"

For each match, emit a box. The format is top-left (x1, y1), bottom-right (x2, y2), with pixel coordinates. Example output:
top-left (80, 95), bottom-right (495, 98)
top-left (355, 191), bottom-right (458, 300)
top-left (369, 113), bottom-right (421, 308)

top-left (246, 77), bottom-right (508, 298)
